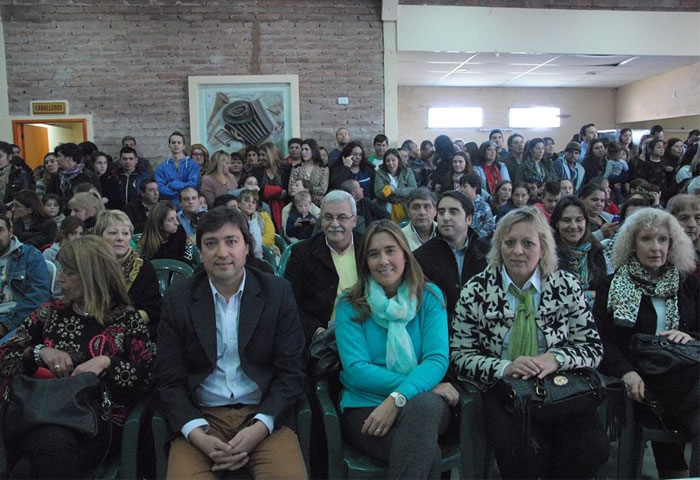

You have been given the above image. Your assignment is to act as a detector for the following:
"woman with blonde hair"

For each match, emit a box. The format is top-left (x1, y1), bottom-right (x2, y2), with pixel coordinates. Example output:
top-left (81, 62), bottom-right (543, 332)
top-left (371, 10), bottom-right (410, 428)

top-left (67, 191), bottom-right (104, 233)
top-left (594, 208), bottom-right (699, 477)
top-left (255, 142), bottom-right (291, 231)
top-left (200, 150), bottom-right (237, 208)
top-left (0, 236), bottom-right (155, 478)
top-left (95, 210), bottom-right (161, 337)
top-left (452, 207), bottom-right (608, 479)
top-left (336, 220), bottom-right (454, 478)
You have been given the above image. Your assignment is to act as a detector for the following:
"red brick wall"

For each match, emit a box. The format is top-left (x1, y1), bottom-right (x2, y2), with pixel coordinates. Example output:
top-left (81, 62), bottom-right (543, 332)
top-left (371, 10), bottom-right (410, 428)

top-left (1, 1), bottom-right (385, 160)
top-left (399, 0), bottom-right (700, 11)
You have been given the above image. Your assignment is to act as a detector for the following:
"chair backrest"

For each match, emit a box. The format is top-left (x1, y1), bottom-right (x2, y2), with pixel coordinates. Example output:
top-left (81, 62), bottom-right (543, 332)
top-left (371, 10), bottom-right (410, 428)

top-left (44, 260), bottom-right (57, 296)
top-left (261, 246), bottom-right (279, 276)
top-left (150, 259), bottom-right (194, 296)
top-left (274, 233), bottom-right (289, 252)
top-left (278, 241), bottom-right (297, 277)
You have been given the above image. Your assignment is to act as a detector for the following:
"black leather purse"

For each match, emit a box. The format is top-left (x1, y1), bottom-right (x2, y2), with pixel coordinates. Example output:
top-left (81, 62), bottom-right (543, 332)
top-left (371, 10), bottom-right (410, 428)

top-left (308, 326), bottom-right (341, 380)
top-left (3, 372), bottom-right (112, 442)
top-left (495, 367), bottom-right (615, 425)
top-left (630, 333), bottom-right (700, 376)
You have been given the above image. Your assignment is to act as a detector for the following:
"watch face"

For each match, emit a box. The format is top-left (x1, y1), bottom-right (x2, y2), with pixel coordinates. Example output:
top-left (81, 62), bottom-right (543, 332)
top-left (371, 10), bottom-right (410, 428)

top-left (393, 393), bottom-right (406, 408)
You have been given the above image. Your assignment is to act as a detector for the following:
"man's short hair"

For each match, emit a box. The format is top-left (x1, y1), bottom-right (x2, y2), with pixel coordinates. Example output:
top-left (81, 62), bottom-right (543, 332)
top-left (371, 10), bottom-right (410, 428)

top-left (339, 179), bottom-right (360, 194)
top-left (140, 177), bottom-right (157, 193)
top-left (507, 134), bottom-right (523, 149)
top-left (407, 187), bottom-right (437, 207)
top-left (196, 206), bottom-right (253, 251)
top-left (439, 190), bottom-right (474, 217)
top-left (121, 135), bottom-right (136, 145)
top-left (179, 186), bottom-right (199, 202)
top-left (420, 140), bottom-right (433, 150)
top-left (168, 131), bottom-right (186, 144)
top-left (650, 124), bottom-right (664, 135)
top-left (373, 134), bottom-right (388, 145)
top-left (287, 137), bottom-right (303, 147)
top-left (459, 173), bottom-right (482, 192)
top-left (119, 146), bottom-right (138, 158)
top-left (542, 180), bottom-right (562, 197)
top-left (321, 190), bottom-right (356, 216)
top-left (579, 123), bottom-right (595, 138)
top-left (54, 143), bottom-right (82, 163)
top-left (489, 129), bottom-right (503, 140)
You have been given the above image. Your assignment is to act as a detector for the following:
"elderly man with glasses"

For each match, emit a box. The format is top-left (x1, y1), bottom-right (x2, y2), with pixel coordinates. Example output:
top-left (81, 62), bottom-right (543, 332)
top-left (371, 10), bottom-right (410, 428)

top-left (284, 189), bottom-right (362, 346)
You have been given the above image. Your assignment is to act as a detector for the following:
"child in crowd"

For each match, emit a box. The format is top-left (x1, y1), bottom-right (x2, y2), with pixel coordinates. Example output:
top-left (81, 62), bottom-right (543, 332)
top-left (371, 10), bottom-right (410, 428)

top-left (285, 190), bottom-right (317, 240)
top-left (281, 178), bottom-right (320, 235)
top-left (43, 193), bottom-right (65, 229)
top-left (604, 141), bottom-right (629, 204)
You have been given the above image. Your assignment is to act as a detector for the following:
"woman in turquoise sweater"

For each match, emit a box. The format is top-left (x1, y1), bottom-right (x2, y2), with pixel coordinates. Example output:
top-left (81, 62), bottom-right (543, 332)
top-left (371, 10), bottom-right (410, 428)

top-left (335, 219), bottom-right (456, 479)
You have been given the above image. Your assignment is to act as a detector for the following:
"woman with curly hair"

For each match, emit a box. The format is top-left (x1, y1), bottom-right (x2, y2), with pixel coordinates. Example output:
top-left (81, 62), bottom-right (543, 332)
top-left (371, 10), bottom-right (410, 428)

top-left (594, 208), bottom-right (699, 478)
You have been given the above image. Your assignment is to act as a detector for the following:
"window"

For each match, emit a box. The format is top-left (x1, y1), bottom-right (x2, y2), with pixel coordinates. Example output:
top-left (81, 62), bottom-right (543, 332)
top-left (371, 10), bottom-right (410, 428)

top-left (509, 107), bottom-right (560, 128)
top-left (428, 107), bottom-right (483, 129)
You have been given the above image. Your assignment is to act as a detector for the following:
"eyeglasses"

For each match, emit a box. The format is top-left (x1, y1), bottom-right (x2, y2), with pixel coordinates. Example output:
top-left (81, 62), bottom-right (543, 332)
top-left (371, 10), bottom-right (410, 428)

top-left (322, 214), bottom-right (355, 224)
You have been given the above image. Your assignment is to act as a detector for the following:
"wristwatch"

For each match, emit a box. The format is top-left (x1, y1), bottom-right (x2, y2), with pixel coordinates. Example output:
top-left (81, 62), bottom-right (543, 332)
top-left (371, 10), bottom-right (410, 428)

top-left (390, 391), bottom-right (406, 408)
top-left (553, 351), bottom-right (566, 368)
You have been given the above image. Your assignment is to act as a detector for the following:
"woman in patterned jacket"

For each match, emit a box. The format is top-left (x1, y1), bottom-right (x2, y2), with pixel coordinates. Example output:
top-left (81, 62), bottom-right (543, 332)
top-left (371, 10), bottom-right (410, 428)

top-left (451, 206), bottom-right (608, 479)
top-left (0, 236), bottom-right (156, 478)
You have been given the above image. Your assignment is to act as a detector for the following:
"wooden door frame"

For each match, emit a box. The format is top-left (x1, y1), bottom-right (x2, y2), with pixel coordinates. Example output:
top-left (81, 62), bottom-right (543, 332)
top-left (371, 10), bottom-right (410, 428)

top-left (11, 115), bottom-right (94, 151)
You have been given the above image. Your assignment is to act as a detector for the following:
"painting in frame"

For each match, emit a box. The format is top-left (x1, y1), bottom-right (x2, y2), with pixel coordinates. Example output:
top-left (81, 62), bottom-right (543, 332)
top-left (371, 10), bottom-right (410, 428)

top-left (188, 75), bottom-right (300, 158)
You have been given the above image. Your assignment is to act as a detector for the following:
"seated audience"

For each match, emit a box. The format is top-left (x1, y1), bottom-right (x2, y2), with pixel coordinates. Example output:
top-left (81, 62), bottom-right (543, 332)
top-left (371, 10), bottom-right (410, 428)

top-left (458, 173), bottom-right (495, 239)
top-left (0, 236), bottom-right (156, 478)
top-left (95, 210), bottom-right (161, 338)
top-left (124, 178), bottom-right (160, 234)
top-left (373, 148), bottom-right (417, 222)
top-left (11, 190), bottom-right (57, 249)
top-left (0, 214), bottom-right (51, 341)
top-left (401, 187), bottom-right (437, 251)
top-left (237, 189), bottom-right (276, 260)
top-left (452, 207), bottom-right (609, 479)
top-left (533, 180), bottom-right (562, 222)
top-left (594, 208), bottom-right (699, 478)
top-left (336, 220), bottom-right (455, 478)
top-left (285, 190), bottom-right (317, 241)
top-left (43, 193), bottom-right (66, 230)
top-left (67, 191), bottom-right (104, 233)
top-left (341, 179), bottom-right (389, 236)
top-left (137, 200), bottom-right (191, 265)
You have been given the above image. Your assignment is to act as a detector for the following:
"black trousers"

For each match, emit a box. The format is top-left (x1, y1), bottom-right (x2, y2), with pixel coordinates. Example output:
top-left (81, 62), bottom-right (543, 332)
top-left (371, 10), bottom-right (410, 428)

top-left (7, 424), bottom-right (114, 479)
top-left (483, 388), bottom-right (610, 479)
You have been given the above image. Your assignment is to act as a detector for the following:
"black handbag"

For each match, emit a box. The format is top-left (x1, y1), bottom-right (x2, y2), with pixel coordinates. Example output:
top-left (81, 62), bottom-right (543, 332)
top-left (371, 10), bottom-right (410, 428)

top-left (495, 367), bottom-right (613, 425)
top-left (2, 372), bottom-right (112, 442)
top-left (308, 326), bottom-right (340, 380)
top-left (630, 333), bottom-right (700, 376)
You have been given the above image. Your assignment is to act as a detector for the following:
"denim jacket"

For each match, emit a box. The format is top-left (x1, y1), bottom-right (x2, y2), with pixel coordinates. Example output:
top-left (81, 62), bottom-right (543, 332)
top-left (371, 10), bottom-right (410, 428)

top-left (0, 238), bottom-right (51, 330)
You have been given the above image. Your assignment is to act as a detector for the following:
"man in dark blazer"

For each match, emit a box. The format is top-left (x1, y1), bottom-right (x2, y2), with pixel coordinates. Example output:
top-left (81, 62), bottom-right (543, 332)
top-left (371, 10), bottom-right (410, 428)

top-left (285, 190), bottom-right (361, 345)
top-left (414, 190), bottom-right (489, 321)
top-left (123, 178), bottom-right (159, 234)
top-left (156, 207), bottom-right (307, 478)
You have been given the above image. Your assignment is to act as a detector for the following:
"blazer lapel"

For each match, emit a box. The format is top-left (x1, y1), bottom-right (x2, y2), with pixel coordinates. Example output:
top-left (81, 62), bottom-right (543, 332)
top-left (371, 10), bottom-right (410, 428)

top-left (189, 276), bottom-right (218, 366)
top-left (238, 269), bottom-right (264, 352)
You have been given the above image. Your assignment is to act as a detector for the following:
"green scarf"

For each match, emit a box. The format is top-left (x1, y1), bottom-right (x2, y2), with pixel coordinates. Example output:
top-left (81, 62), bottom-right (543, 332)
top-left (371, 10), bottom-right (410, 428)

top-left (608, 256), bottom-right (680, 330)
top-left (366, 278), bottom-right (418, 374)
top-left (507, 284), bottom-right (538, 361)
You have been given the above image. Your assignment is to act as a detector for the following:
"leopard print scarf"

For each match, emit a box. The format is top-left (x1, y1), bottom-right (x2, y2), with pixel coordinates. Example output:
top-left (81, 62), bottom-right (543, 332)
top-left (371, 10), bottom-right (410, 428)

top-left (608, 256), bottom-right (680, 330)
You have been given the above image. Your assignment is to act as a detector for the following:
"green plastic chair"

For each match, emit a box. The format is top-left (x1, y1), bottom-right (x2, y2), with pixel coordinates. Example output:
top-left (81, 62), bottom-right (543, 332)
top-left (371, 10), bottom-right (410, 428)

top-left (314, 378), bottom-right (486, 479)
top-left (151, 395), bottom-right (312, 479)
top-left (261, 245), bottom-right (280, 276)
top-left (274, 233), bottom-right (289, 253)
top-left (278, 241), bottom-right (298, 277)
top-left (617, 395), bottom-right (695, 479)
top-left (150, 259), bottom-right (194, 296)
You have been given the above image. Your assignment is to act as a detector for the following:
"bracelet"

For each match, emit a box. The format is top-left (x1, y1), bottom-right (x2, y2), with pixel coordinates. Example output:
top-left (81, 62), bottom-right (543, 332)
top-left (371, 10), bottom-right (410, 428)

top-left (33, 344), bottom-right (46, 366)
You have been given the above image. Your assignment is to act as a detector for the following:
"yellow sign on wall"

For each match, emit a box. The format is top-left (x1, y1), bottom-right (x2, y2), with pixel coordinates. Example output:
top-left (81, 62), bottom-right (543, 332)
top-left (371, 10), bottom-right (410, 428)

top-left (30, 101), bottom-right (69, 115)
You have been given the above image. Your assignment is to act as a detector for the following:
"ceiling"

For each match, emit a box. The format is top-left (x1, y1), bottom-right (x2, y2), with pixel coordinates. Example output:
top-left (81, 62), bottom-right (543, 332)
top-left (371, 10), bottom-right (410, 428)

top-left (397, 51), bottom-right (700, 88)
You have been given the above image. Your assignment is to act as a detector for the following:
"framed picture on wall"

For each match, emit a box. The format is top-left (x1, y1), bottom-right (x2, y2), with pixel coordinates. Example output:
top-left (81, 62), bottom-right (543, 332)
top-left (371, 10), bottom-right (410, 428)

top-left (188, 75), bottom-right (300, 157)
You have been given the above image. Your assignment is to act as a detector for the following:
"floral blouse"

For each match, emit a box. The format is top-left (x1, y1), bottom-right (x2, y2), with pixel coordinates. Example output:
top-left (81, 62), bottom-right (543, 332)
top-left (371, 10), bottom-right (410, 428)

top-left (0, 299), bottom-right (156, 426)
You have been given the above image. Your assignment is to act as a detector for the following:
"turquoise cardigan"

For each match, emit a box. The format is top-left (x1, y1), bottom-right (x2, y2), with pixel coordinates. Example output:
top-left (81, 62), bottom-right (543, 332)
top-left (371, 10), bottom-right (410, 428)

top-left (336, 284), bottom-right (448, 411)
